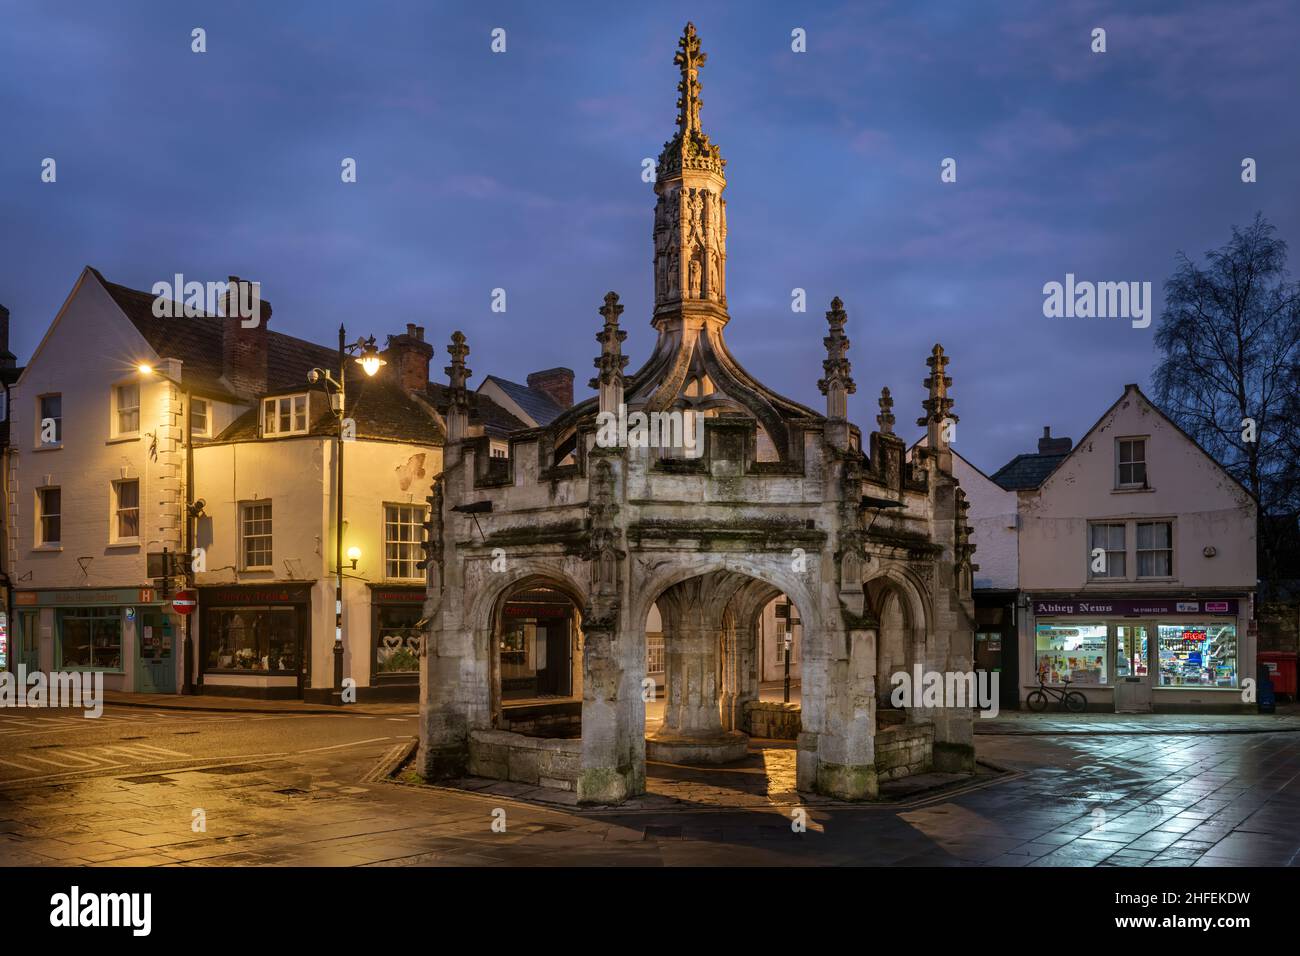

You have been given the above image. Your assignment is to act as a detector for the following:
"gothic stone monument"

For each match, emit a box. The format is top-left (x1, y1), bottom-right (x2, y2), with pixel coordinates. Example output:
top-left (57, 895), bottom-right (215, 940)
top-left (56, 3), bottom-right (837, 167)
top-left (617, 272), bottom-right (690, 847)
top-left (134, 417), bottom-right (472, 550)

top-left (417, 23), bottom-right (977, 805)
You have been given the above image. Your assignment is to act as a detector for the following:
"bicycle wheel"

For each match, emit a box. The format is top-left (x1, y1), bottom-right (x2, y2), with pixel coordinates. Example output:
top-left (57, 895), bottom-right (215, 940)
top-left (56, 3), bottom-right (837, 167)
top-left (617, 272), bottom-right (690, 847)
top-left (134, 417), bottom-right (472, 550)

top-left (1064, 691), bottom-right (1087, 713)
top-left (1025, 690), bottom-right (1048, 712)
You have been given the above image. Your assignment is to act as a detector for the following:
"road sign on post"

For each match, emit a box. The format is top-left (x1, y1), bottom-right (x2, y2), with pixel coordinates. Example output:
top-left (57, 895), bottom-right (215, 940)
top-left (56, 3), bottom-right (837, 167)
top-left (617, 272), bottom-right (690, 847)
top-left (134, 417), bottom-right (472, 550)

top-left (172, 590), bottom-right (198, 616)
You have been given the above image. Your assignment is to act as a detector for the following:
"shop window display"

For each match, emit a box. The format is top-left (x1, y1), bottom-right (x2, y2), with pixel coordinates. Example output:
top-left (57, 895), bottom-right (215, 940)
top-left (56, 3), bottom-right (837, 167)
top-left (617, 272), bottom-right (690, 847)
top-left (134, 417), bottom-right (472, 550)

top-left (58, 608), bottom-right (123, 670)
top-left (1158, 623), bottom-right (1237, 687)
top-left (375, 604), bottom-right (422, 674)
top-left (1036, 623), bottom-right (1107, 685)
top-left (205, 607), bottom-right (299, 673)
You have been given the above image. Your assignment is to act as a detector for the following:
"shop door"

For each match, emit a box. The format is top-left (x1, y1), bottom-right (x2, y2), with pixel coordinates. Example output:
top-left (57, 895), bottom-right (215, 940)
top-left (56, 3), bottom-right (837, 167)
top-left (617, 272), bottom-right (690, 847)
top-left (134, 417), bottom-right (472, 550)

top-left (1115, 624), bottom-right (1151, 684)
top-left (16, 611), bottom-right (40, 672)
top-left (136, 610), bottom-right (176, 694)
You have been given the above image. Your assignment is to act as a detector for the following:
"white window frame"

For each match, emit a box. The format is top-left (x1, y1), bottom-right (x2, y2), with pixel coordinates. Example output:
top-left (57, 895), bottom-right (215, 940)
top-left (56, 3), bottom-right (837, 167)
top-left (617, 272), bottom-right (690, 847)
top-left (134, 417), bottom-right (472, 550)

top-left (113, 382), bottom-right (140, 437)
top-left (262, 394), bottom-right (309, 437)
top-left (384, 503), bottom-right (427, 581)
top-left (240, 500), bottom-right (273, 570)
top-left (1116, 437), bottom-right (1148, 489)
top-left (37, 486), bottom-right (61, 547)
top-left (111, 478), bottom-right (141, 544)
top-left (190, 397), bottom-right (211, 438)
top-left (1136, 520), bottom-right (1175, 579)
top-left (37, 393), bottom-right (62, 447)
top-left (1088, 522), bottom-right (1127, 579)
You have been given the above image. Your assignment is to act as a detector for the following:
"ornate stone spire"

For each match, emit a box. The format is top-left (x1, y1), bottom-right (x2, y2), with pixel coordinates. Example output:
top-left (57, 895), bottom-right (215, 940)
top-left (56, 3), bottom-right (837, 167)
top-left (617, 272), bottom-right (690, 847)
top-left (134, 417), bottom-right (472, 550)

top-left (653, 23), bottom-right (727, 316)
top-left (876, 386), bottom-right (895, 435)
top-left (918, 343), bottom-right (956, 449)
top-left (590, 291), bottom-right (629, 414)
top-left (817, 297), bottom-right (856, 420)
top-left (657, 22), bottom-right (725, 180)
top-left (445, 330), bottom-right (471, 442)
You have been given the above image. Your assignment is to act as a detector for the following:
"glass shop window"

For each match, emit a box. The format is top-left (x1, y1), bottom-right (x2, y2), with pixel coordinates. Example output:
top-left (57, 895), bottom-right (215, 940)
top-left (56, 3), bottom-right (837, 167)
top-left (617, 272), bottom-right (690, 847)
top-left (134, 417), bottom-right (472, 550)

top-left (1035, 622), bottom-right (1107, 685)
top-left (206, 607), bottom-right (299, 673)
top-left (58, 607), bottom-right (123, 671)
top-left (1157, 623), bottom-right (1237, 688)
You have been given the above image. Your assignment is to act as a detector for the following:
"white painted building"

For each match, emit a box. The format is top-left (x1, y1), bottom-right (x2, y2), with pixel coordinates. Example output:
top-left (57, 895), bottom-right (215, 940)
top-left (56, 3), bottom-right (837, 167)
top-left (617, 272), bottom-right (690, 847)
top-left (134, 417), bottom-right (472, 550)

top-left (990, 385), bottom-right (1257, 712)
top-left (5, 269), bottom-right (528, 700)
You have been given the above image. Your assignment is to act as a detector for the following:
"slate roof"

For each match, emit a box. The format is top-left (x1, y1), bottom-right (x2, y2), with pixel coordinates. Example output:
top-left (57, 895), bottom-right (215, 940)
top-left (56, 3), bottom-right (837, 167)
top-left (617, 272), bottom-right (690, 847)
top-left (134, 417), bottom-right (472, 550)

top-left (990, 452), bottom-right (1069, 490)
top-left (481, 374), bottom-right (566, 427)
top-left (427, 382), bottom-right (529, 437)
top-left (90, 268), bottom-right (338, 401)
top-left (91, 268), bottom-right (527, 446)
top-left (215, 369), bottom-right (447, 445)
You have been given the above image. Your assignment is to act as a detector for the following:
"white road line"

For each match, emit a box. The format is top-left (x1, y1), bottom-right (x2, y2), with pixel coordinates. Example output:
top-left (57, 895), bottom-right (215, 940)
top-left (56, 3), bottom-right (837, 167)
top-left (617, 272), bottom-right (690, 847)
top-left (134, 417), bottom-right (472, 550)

top-left (299, 736), bottom-right (393, 753)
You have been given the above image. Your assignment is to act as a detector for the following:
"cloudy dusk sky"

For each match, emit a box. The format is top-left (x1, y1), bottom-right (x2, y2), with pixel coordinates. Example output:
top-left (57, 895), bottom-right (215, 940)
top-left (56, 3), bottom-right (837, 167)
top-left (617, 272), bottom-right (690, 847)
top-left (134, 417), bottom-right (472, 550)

top-left (2, 0), bottom-right (1297, 472)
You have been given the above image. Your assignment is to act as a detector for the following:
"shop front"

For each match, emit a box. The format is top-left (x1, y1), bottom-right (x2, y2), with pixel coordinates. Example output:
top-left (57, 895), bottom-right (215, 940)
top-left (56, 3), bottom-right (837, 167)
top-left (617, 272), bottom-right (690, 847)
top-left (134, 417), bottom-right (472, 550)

top-left (1027, 596), bottom-right (1251, 712)
top-left (198, 584), bottom-right (312, 699)
top-left (369, 585), bottom-right (424, 701)
top-left (11, 587), bottom-right (176, 693)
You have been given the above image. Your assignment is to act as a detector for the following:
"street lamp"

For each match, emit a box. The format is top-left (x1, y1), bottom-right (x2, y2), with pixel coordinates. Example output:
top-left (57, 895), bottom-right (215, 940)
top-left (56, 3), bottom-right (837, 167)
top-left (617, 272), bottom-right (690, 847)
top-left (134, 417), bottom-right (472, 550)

top-left (346, 546), bottom-right (362, 570)
top-left (137, 362), bottom-right (197, 695)
top-left (308, 326), bottom-right (384, 706)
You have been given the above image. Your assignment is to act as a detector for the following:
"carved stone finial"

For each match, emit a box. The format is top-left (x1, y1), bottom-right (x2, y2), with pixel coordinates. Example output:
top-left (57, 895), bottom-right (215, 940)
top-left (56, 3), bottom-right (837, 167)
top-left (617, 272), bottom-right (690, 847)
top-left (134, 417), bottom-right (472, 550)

top-left (917, 342), bottom-right (957, 428)
top-left (876, 386), bottom-right (895, 435)
top-left (589, 292), bottom-right (630, 390)
top-left (656, 23), bottom-right (725, 180)
top-left (445, 330), bottom-right (471, 394)
top-left (817, 297), bottom-right (856, 419)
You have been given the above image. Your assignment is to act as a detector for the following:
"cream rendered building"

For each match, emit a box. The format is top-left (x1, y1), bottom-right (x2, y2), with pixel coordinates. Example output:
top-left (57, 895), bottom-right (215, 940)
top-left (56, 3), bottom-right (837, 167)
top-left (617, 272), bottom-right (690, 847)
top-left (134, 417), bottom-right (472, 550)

top-left (1010, 385), bottom-right (1257, 712)
top-left (6, 269), bottom-right (526, 699)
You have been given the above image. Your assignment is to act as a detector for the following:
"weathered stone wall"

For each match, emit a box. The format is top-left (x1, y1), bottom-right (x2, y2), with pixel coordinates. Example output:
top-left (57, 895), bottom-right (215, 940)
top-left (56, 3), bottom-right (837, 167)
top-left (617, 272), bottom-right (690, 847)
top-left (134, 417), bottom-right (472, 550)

top-left (746, 700), bottom-right (801, 739)
top-left (468, 729), bottom-right (582, 791)
top-left (498, 701), bottom-right (583, 738)
top-left (874, 722), bottom-right (934, 781)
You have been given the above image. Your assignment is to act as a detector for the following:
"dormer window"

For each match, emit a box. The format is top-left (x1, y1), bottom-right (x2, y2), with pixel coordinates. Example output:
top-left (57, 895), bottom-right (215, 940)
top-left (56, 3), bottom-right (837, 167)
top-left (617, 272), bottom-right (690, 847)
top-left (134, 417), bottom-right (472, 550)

top-left (262, 394), bottom-right (308, 437)
top-left (1116, 437), bottom-right (1147, 489)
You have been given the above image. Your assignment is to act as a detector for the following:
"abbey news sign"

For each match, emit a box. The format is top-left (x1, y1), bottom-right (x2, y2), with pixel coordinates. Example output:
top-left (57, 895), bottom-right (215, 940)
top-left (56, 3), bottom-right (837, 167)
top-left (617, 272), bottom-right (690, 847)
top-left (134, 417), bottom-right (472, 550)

top-left (1034, 599), bottom-right (1238, 616)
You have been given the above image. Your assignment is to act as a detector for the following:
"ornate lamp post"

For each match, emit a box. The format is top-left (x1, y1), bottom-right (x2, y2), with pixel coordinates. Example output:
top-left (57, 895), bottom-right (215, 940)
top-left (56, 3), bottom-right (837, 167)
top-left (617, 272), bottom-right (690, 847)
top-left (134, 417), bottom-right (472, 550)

top-left (308, 327), bottom-right (384, 705)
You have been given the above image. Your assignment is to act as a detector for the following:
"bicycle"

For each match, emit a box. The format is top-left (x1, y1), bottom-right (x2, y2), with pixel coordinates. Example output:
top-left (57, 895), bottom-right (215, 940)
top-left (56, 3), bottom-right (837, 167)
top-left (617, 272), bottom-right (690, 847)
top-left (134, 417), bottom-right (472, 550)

top-left (1025, 676), bottom-right (1087, 713)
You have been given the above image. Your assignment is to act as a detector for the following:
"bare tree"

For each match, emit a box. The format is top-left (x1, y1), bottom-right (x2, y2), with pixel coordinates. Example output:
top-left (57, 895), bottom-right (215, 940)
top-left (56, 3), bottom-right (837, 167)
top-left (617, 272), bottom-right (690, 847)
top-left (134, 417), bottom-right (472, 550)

top-left (1153, 214), bottom-right (1300, 594)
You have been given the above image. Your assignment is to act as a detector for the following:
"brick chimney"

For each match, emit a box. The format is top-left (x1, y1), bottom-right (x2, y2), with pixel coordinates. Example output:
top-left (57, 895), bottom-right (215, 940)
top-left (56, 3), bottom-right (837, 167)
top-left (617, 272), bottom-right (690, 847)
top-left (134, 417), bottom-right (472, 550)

top-left (384, 323), bottom-right (434, 393)
top-left (0, 304), bottom-right (15, 369)
top-left (1038, 426), bottom-right (1072, 455)
top-left (219, 276), bottom-right (273, 397)
top-left (527, 367), bottom-right (574, 409)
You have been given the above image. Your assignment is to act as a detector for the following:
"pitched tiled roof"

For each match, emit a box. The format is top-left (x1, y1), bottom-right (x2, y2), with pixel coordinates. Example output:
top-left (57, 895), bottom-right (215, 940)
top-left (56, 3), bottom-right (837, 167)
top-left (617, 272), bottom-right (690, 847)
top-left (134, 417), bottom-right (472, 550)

top-left (427, 382), bottom-right (529, 437)
top-left (481, 374), bottom-right (566, 427)
top-left (990, 453), bottom-right (1069, 490)
top-left (93, 268), bottom-right (527, 446)
top-left (90, 268), bottom-right (338, 400)
top-left (214, 369), bottom-right (446, 445)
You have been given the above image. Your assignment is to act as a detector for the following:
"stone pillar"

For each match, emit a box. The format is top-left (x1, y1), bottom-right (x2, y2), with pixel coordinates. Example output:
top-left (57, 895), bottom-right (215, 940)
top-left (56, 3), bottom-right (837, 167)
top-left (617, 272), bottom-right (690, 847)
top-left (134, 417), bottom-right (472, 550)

top-left (647, 573), bottom-right (748, 764)
top-left (577, 454), bottom-right (644, 804)
top-left (577, 626), bottom-right (632, 804)
top-left (417, 464), bottom-right (491, 779)
top-left (813, 626), bottom-right (879, 799)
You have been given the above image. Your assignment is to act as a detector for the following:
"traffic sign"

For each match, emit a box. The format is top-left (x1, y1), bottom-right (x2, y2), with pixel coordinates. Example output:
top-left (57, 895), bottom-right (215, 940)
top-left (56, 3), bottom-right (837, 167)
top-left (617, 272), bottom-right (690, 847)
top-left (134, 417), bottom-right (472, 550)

top-left (172, 590), bottom-right (198, 615)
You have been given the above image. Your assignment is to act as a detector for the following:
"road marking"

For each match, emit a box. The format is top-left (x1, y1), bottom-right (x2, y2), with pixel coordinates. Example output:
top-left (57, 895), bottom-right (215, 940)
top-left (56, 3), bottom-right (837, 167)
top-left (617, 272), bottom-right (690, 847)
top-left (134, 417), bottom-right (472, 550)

top-left (300, 736), bottom-right (393, 754)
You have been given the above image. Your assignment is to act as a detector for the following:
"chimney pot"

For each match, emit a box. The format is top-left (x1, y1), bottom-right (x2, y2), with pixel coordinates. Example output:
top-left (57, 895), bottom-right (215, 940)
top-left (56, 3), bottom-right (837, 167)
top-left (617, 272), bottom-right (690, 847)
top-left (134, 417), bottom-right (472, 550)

top-left (526, 367), bottom-right (575, 409)
top-left (385, 324), bottom-right (435, 394)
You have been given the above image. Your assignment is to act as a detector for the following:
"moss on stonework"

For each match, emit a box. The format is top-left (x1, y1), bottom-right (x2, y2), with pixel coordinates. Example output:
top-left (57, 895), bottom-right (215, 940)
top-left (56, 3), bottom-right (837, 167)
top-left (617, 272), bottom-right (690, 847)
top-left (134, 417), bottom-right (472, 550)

top-left (577, 767), bottom-right (629, 805)
top-left (630, 517), bottom-right (826, 549)
top-left (484, 520), bottom-right (586, 548)
top-left (816, 761), bottom-right (879, 801)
